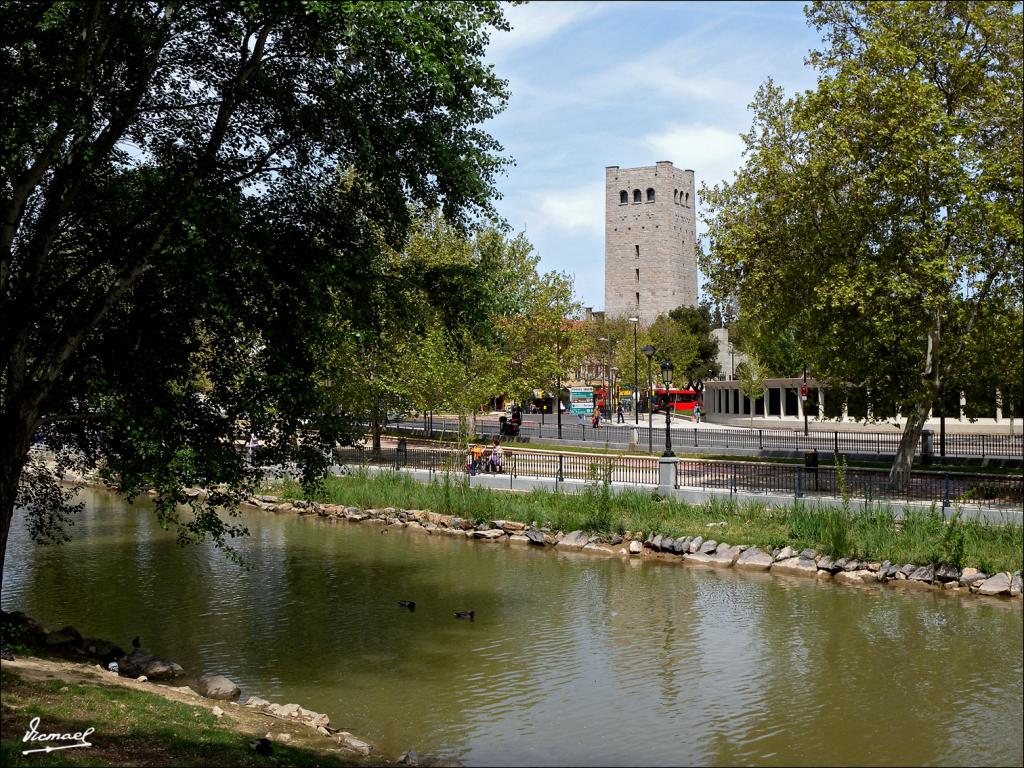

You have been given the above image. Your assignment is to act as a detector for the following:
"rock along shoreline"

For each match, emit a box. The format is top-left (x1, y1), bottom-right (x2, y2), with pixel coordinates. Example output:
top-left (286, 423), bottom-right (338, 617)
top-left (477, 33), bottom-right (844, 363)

top-left (243, 493), bottom-right (1023, 600)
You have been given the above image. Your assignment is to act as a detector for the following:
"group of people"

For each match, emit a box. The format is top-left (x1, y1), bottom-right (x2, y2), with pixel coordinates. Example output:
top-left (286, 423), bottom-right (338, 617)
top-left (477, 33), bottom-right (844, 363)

top-left (467, 439), bottom-right (503, 475)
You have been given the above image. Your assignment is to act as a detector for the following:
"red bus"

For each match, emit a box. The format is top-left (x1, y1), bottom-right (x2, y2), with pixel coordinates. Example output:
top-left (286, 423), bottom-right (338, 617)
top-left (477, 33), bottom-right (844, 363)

top-left (647, 387), bottom-right (700, 415)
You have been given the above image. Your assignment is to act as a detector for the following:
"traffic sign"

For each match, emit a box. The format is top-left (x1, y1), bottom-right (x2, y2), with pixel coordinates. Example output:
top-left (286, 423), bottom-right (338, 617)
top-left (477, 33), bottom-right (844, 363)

top-left (800, 384), bottom-right (809, 400)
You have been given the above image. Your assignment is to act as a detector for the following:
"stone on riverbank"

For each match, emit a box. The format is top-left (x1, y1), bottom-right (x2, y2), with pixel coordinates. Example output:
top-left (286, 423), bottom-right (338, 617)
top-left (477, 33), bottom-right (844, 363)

top-left (835, 570), bottom-right (878, 585)
top-left (473, 529), bottom-right (505, 540)
top-left (975, 572), bottom-right (1012, 596)
top-left (673, 537), bottom-right (690, 554)
top-left (628, 540), bottom-right (642, 555)
top-left (908, 565), bottom-right (935, 583)
top-left (508, 534), bottom-right (530, 545)
top-left (44, 626), bottom-right (82, 647)
top-left (775, 546), bottom-right (797, 561)
top-left (117, 648), bottom-right (184, 680)
top-left (816, 556), bottom-right (836, 573)
top-left (337, 731), bottom-right (372, 756)
top-left (524, 529), bottom-right (546, 546)
top-left (687, 536), bottom-right (703, 553)
top-left (734, 547), bottom-right (774, 571)
top-left (1011, 572), bottom-right (1022, 597)
top-left (934, 564), bottom-right (960, 583)
top-left (196, 674), bottom-right (241, 701)
top-left (772, 557), bottom-right (818, 577)
top-left (83, 638), bottom-right (125, 662)
top-left (556, 530), bottom-right (589, 550)
top-left (684, 552), bottom-right (714, 565)
top-left (494, 520), bottom-right (526, 532)
top-left (699, 539), bottom-right (717, 554)
top-left (706, 545), bottom-right (742, 567)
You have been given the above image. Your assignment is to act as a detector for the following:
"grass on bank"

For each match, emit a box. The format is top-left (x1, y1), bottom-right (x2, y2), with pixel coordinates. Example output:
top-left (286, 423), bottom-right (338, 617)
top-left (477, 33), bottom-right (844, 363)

top-left (0, 668), bottom-right (358, 768)
top-left (268, 469), bottom-right (1023, 574)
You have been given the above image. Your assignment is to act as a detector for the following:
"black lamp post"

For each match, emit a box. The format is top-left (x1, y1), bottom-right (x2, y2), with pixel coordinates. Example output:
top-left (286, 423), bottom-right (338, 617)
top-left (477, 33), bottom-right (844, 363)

top-left (661, 359), bottom-right (674, 457)
top-left (629, 317), bottom-right (640, 424)
top-left (556, 337), bottom-right (563, 440)
top-left (643, 344), bottom-right (656, 453)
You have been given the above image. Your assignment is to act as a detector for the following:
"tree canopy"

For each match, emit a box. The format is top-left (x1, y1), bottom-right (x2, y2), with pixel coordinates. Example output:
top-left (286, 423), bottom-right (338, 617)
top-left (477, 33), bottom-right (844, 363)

top-left (700, 1), bottom-right (1023, 486)
top-left (0, 1), bottom-right (513, 583)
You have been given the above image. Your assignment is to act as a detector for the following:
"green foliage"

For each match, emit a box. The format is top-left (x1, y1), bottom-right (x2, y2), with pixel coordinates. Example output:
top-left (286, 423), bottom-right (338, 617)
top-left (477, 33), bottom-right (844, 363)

top-left (700, 1), bottom-right (1023, 478)
top-left (667, 304), bottom-right (722, 383)
top-left (736, 354), bottom-right (769, 427)
top-left (1, 1), bottom-right (514, 563)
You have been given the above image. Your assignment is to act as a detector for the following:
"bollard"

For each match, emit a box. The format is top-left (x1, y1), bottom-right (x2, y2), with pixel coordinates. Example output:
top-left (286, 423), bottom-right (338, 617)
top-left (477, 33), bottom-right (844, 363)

top-left (558, 454), bottom-right (564, 482)
top-left (796, 467), bottom-right (804, 498)
top-left (731, 464), bottom-right (737, 494)
top-left (694, 428), bottom-right (699, 447)
top-left (943, 473), bottom-right (950, 511)
top-left (758, 429), bottom-right (763, 450)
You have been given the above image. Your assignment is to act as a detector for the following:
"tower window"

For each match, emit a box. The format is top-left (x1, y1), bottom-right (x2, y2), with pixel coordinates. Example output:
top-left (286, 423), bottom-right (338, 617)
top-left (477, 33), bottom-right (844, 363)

top-left (646, 188), bottom-right (655, 202)
top-left (635, 292), bottom-right (640, 306)
top-left (635, 268), bottom-right (640, 281)
top-left (633, 189), bottom-right (641, 203)
top-left (685, 192), bottom-right (690, 204)
top-left (634, 244), bottom-right (639, 259)
top-left (619, 190), bottom-right (628, 205)
top-left (673, 189), bottom-right (678, 203)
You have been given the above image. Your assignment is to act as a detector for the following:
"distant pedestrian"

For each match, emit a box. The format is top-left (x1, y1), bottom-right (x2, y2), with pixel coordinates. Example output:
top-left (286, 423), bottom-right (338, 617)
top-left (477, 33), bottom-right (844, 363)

top-left (470, 443), bottom-right (485, 474)
top-left (576, 411), bottom-right (584, 428)
top-left (616, 403), bottom-right (624, 423)
top-left (488, 440), bottom-right (503, 473)
top-left (592, 406), bottom-right (601, 428)
top-left (693, 402), bottom-right (702, 424)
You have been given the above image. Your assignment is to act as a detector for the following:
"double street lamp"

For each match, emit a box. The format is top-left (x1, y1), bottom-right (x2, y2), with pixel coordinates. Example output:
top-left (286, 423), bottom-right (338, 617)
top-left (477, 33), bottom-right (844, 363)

top-left (661, 359), bottom-right (674, 457)
top-left (642, 343), bottom-right (656, 453)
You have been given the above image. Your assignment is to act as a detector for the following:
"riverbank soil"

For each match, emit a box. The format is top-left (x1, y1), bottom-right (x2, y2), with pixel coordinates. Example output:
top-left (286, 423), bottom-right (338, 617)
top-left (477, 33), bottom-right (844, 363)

top-left (0, 657), bottom-right (373, 767)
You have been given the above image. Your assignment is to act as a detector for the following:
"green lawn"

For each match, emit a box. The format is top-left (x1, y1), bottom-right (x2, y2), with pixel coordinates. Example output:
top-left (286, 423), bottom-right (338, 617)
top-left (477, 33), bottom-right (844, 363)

top-left (0, 668), bottom-right (360, 768)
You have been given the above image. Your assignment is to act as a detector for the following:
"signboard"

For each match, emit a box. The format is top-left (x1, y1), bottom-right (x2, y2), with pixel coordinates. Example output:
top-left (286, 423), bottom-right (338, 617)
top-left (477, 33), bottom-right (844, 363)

top-left (569, 386), bottom-right (594, 415)
top-left (800, 384), bottom-right (809, 400)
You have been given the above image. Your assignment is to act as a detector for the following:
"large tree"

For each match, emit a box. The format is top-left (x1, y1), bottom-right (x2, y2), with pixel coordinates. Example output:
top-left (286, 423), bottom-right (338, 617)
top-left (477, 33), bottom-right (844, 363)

top-left (700, 1), bottom-right (1022, 488)
top-left (0, 1), bottom-right (511, 585)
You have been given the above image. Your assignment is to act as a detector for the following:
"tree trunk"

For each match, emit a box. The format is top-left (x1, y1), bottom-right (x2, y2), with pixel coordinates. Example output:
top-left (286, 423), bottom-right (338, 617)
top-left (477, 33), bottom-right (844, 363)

top-left (371, 398), bottom-right (382, 456)
top-left (0, 411), bottom-right (36, 592)
top-left (888, 397), bottom-right (930, 491)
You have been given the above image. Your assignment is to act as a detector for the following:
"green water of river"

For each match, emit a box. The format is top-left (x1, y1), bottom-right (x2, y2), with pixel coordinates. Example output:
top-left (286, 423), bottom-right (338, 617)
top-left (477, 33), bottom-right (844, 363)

top-left (3, 488), bottom-right (1022, 766)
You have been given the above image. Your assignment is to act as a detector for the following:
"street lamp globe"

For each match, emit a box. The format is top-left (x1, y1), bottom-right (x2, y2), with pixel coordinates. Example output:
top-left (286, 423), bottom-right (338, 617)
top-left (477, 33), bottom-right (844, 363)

top-left (661, 359), bottom-right (674, 387)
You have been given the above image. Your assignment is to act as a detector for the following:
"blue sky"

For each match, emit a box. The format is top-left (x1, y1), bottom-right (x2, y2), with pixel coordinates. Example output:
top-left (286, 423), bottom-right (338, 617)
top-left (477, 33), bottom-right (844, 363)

top-left (482, 1), bottom-right (823, 310)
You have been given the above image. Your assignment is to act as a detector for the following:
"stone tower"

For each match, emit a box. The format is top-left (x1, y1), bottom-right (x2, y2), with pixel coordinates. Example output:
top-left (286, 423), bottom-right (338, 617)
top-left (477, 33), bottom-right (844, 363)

top-left (604, 161), bottom-right (696, 324)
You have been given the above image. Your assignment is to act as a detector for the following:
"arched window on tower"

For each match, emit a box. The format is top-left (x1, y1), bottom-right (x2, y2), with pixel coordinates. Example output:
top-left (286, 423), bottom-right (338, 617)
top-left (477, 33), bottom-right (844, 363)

top-left (673, 189), bottom-right (678, 203)
top-left (646, 188), bottom-right (655, 202)
top-left (633, 189), bottom-right (641, 203)
top-left (685, 191), bottom-right (690, 205)
top-left (620, 190), bottom-right (628, 205)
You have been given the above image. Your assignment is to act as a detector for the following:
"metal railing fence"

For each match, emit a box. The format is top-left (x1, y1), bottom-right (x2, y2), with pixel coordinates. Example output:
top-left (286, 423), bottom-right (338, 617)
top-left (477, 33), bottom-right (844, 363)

top-left (383, 416), bottom-right (1024, 460)
top-left (323, 443), bottom-right (1023, 509)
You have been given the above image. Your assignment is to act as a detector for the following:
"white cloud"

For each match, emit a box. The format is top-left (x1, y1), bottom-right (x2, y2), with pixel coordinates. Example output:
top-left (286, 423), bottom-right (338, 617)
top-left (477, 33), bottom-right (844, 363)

top-left (528, 181), bottom-right (605, 236)
top-left (488, 2), bottom-right (607, 60)
top-left (640, 123), bottom-right (745, 190)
